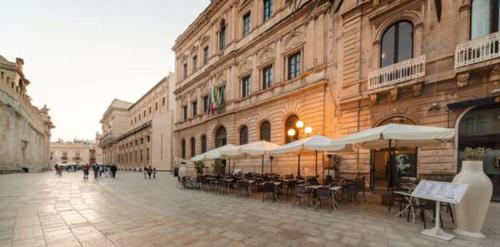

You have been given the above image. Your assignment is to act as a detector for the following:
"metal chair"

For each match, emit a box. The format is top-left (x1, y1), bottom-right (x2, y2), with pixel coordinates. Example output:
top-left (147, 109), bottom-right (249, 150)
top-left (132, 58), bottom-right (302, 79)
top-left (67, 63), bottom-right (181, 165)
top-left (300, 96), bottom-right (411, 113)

top-left (293, 185), bottom-right (306, 207)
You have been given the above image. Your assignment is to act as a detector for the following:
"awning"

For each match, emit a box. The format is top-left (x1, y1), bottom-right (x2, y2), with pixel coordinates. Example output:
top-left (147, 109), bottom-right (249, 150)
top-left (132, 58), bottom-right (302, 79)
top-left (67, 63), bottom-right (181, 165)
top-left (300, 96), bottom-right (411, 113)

top-left (447, 95), bottom-right (500, 110)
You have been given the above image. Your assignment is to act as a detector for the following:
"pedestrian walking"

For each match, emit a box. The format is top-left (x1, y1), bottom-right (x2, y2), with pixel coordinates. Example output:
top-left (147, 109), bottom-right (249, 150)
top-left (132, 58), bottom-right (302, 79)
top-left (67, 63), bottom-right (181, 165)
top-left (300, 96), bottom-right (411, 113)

top-left (147, 166), bottom-right (153, 179)
top-left (91, 160), bottom-right (99, 180)
top-left (83, 163), bottom-right (90, 179)
top-left (143, 166), bottom-right (148, 179)
top-left (110, 164), bottom-right (117, 178)
top-left (153, 167), bottom-right (157, 179)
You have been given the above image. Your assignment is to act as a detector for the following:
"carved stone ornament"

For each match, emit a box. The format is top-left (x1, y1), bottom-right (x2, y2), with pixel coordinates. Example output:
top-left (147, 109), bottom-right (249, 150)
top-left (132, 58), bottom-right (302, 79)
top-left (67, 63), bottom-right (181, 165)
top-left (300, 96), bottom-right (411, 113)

top-left (489, 64), bottom-right (500, 81)
top-left (258, 47), bottom-right (276, 65)
top-left (238, 58), bottom-right (253, 74)
top-left (412, 83), bottom-right (423, 97)
top-left (389, 88), bottom-right (398, 101)
top-left (369, 94), bottom-right (378, 105)
top-left (284, 31), bottom-right (305, 51)
top-left (456, 72), bottom-right (469, 88)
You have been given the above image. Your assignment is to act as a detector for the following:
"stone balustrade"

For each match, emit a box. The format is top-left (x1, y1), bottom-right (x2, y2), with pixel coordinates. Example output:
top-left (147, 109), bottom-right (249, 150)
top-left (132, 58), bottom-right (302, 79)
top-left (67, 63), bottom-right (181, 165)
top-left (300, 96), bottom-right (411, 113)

top-left (368, 55), bottom-right (426, 91)
top-left (455, 32), bottom-right (500, 69)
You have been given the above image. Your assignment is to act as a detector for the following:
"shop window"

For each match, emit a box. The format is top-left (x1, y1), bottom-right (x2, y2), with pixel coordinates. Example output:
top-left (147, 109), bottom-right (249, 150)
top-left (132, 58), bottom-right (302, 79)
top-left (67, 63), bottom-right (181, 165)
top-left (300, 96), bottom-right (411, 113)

top-left (239, 125), bottom-right (249, 145)
top-left (285, 114), bottom-right (299, 143)
top-left (260, 121), bottom-right (271, 142)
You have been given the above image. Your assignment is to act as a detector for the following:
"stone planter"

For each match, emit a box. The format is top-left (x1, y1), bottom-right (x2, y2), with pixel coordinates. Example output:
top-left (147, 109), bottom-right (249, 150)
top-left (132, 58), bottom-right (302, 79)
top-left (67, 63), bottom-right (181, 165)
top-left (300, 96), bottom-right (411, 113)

top-left (453, 160), bottom-right (493, 238)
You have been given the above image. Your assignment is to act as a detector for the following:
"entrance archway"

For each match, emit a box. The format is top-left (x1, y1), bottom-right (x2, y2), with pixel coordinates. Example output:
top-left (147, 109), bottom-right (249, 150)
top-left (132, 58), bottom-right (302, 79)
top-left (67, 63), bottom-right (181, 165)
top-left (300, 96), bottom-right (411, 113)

top-left (371, 116), bottom-right (418, 190)
top-left (457, 104), bottom-right (500, 201)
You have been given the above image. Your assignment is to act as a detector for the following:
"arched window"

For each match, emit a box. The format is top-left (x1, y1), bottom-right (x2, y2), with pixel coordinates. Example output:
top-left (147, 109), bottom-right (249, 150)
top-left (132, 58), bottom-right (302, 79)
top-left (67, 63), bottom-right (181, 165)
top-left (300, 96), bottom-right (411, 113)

top-left (260, 121), bottom-right (271, 142)
top-left (471, 0), bottom-right (500, 39)
top-left (380, 21), bottom-right (413, 67)
top-left (201, 135), bottom-right (207, 153)
top-left (239, 125), bottom-right (248, 145)
top-left (215, 126), bottom-right (227, 148)
top-left (285, 115), bottom-right (299, 143)
top-left (190, 137), bottom-right (196, 157)
top-left (219, 20), bottom-right (227, 51)
top-left (181, 139), bottom-right (186, 159)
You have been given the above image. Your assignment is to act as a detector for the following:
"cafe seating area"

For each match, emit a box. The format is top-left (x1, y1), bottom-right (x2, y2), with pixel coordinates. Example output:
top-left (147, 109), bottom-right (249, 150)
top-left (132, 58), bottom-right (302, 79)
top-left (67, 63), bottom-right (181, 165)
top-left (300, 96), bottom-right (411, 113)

top-left (177, 173), bottom-right (367, 212)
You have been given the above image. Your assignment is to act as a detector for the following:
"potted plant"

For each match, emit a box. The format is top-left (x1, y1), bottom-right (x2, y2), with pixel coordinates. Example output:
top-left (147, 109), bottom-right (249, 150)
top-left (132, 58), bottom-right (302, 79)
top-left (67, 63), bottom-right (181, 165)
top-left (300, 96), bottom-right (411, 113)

top-left (453, 147), bottom-right (492, 238)
top-left (193, 160), bottom-right (205, 176)
top-left (212, 160), bottom-right (226, 176)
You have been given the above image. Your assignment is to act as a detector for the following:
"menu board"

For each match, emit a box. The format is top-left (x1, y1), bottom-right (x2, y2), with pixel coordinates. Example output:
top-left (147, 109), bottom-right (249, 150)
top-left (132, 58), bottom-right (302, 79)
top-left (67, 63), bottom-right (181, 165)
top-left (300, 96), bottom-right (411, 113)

top-left (411, 180), bottom-right (468, 204)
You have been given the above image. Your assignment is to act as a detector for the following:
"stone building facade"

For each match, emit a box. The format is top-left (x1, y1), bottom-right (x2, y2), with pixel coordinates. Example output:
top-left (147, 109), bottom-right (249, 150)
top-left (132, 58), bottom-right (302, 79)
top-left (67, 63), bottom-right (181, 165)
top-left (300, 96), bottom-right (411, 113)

top-left (99, 73), bottom-right (176, 171)
top-left (0, 55), bottom-right (53, 173)
top-left (49, 140), bottom-right (102, 166)
top-left (332, 0), bottom-right (499, 196)
top-left (173, 0), bottom-right (336, 175)
top-left (174, 0), bottom-right (499, 198)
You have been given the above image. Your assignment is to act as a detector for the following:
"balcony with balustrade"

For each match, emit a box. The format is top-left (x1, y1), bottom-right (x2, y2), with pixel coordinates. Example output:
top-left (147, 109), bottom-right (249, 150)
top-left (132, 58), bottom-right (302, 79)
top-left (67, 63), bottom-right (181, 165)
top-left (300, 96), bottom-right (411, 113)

top-left (368, 55), bottom-right (426, 92)
top-left (455, 32), bottom-right (500, 70)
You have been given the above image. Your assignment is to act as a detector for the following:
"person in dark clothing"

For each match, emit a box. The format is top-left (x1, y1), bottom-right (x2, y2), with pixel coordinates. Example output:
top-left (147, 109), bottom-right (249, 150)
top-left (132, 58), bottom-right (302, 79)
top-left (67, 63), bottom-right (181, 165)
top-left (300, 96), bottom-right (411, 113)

top-left (110, 164), bottom-right (117, 178)
top-left (153, 167), bottom-right (157, 179)
top-left (83, 163), bottom-right (90, 179)
top-left (91, 160), bottom-right (99, 179)
top-left (147, 166), bottom-right (153, 179)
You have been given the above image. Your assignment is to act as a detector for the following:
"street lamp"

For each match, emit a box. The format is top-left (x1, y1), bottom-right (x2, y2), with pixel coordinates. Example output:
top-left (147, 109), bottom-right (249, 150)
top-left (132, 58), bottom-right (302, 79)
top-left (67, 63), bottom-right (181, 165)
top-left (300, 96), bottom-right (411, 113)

top-left (304, 126), bottom-right (312, 135)
top-left (296, 120), bottom-right (304, 129)
top-left (287, 128), bottom-right (296, 137)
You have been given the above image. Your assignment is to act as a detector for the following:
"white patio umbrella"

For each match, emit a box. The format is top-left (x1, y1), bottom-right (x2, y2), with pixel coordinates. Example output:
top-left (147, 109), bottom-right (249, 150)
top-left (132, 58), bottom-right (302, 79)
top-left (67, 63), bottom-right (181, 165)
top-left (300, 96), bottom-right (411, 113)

top-left (335, 123), bottom-right (455, 149)
top-left (326, 123), bottom-right (455, 189)
top-left (221, 141), bottom-right (280, 175)
top-left (270, 135), bottom-right (348, 177)
top-left (191, 144), bottom-right (238, 161)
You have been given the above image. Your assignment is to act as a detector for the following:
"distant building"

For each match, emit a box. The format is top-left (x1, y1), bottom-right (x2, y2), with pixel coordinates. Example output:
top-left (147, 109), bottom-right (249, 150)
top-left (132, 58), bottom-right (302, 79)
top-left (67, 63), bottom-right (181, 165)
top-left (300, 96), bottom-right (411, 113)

top-left (98, 73), bottom-right (176, 171)
top-left (0, 55), bottom-right (54, 173)
top-left (49, 139), bottom-right (102, 165)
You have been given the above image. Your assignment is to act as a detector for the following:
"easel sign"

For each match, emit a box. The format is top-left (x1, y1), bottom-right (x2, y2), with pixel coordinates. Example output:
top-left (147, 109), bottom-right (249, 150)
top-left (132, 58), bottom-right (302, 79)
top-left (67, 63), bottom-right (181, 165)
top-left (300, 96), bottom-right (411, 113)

top-left (411, 180), bottom-right (469, 241)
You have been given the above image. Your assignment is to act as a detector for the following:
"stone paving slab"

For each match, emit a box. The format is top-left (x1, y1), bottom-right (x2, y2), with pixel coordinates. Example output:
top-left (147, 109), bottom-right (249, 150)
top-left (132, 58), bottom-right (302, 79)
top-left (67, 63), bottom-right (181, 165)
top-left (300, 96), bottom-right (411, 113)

top-left (0, 172), bottom-right (498, 247)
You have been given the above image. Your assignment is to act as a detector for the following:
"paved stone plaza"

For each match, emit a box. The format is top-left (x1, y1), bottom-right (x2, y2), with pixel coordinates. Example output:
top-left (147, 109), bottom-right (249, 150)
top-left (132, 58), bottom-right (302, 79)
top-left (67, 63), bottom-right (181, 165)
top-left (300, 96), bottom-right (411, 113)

top-left (0, 172), bottom-right (498, 247)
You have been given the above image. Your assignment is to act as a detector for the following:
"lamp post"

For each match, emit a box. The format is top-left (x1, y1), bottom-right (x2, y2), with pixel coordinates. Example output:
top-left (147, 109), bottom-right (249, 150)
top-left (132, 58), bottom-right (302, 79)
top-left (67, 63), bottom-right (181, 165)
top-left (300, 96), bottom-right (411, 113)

top-left (288, 128), bottom-right (300, 177)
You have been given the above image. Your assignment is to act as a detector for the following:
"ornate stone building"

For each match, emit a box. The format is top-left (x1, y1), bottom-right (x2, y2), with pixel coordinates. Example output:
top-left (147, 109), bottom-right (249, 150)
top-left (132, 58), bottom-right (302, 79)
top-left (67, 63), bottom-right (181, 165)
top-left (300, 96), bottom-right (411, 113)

top-left (331, 0), bottom-right (499, 197)
top-left (0, 55), bottom-right (54, 172)
top-left (49, 140), bottom-right (102, 166)
top-left (99, 73), bottom-right (176, 171)
top-left (173, 0), bottom-right (336, 175)
top-left (175, 0), bottom-right (499, 198)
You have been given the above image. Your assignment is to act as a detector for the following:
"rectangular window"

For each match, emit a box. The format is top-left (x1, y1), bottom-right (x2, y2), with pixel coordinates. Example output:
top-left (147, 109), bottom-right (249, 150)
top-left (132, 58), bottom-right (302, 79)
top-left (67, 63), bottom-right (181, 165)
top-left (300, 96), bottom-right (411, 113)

top-left (192, 55), bottom-right (198, 71)
top-left (183, 63), bottom-right (188, 79)
top-left (149, 106), bottom-right (152, 113)
top-left (203, 95), bottom-right (209, 113)
top-left (243, 12), bottom-right (251, 36)
top-left (288, 52), bottom-right (301, 80)
top-left (155, 102), bottom-right (158, 110)
top-left (162, 97), bottom-right (166, 106)
top-left (262, 65), bottom-right (273, 89)
top-left (183, 105), bottom-right (188, 120)
top-left (203, 46), bottom-right (209, 65)
top-left (263, 0), bottom-right (273, 21)
top-left (191, 101), bottom-right (198, 117)
top-left (241, 76), bottom-right (250, 98)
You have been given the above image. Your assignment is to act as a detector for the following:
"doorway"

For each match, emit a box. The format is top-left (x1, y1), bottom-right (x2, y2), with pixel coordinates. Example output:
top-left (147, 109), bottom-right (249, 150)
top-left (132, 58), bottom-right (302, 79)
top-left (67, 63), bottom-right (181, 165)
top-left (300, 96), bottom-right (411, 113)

top-left (370, 116), bottom-right (418, 191)
top-left (458, 104), bottom-right (500, 201)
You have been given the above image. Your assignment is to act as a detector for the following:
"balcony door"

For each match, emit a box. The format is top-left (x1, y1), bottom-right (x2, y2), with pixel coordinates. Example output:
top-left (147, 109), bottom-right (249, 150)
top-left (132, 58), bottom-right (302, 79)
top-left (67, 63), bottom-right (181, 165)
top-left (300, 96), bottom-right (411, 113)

top-left (471, 0), bottom-right (500, 39)
top-left (380, 21), bottom-right (414, 67)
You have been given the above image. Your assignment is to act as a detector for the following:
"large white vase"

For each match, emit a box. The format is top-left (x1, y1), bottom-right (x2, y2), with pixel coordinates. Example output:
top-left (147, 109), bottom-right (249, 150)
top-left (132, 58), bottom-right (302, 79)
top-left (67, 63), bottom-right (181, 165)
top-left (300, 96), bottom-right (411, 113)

top-left (453, 160), bottom-right (493, 238)
top-left (178, 164), bottom-right (187, 178)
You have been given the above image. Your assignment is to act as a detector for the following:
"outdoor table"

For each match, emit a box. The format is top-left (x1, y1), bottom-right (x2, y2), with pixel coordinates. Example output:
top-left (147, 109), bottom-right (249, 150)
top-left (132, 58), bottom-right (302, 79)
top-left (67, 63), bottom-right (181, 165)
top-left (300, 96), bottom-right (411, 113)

top-left (394, 191), bottom-right (416, 223)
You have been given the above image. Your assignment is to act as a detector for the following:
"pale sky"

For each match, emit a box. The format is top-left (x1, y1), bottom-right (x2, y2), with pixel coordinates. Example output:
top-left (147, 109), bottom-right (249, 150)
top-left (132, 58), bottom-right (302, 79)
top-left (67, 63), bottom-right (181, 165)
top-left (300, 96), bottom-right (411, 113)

top-left (0, 0), bottom-right (209, 141)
